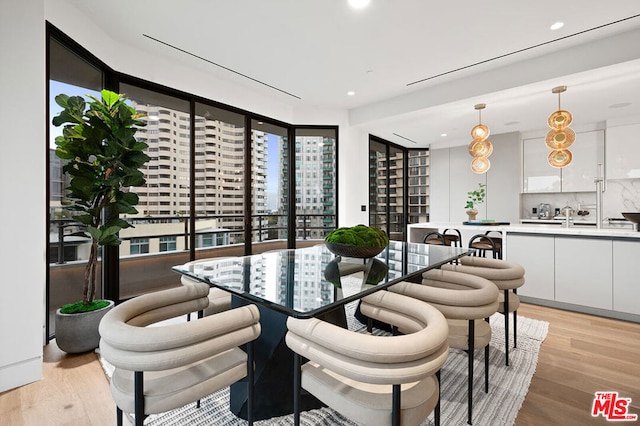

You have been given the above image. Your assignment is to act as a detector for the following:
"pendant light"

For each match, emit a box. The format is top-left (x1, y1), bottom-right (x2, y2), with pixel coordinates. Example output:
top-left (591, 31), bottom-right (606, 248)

top-left (547, 86), bottom-right (574, 168)
top-left (468, 103), bottom-right (492, 174)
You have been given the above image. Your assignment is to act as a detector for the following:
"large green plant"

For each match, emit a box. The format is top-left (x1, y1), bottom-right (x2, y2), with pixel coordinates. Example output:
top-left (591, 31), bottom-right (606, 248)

top-left (53, 90), bottom-right (149, 308)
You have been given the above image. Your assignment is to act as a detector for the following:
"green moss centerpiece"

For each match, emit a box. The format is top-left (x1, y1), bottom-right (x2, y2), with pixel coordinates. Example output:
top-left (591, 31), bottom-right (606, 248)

top-left (324, 225), bottom-right (389, 258)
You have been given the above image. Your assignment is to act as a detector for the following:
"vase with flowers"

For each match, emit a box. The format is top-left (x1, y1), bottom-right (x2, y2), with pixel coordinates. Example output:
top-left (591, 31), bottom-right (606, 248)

top-left (465, 183), bottom-right (486, 221)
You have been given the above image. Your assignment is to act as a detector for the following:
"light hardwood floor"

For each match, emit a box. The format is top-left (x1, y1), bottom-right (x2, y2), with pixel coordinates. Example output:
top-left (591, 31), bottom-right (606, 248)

top-left (1, 303), bottom-right (639, 425)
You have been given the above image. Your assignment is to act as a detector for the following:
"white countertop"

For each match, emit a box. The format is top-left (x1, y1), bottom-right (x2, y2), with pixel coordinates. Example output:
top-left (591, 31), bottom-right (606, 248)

top-left (409, 222), bottom-right (640, 239)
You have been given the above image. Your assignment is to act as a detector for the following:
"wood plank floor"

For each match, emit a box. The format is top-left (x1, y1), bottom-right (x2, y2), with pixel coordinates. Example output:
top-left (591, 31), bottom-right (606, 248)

top-left (1, 303), bottom-right (639, 425)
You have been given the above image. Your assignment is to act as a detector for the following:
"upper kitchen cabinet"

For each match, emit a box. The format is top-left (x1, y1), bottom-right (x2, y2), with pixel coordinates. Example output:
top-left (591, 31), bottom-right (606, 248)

top-left (523, 137), bottom-right (561, 192)
top-left (560, 130), bottom-right (603, 192)
top-left (606, 123), bottom-right (640, 180)
top-left (522, 129), bottom-right (603, 193)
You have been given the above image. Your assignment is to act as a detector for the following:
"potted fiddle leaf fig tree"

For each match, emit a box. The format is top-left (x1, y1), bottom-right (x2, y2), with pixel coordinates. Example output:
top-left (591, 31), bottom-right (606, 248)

top-left (53, 89), bottom-right (149, 353)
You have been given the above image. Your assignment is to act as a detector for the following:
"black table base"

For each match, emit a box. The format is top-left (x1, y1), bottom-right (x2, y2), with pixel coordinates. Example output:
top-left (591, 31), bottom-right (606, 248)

top-left (230, 299), bottom-right (347, 421)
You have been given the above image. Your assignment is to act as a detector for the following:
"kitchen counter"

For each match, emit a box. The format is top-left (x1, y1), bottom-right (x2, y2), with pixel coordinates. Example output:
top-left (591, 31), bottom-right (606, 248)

top-left (409, 221), bottom-right (640, 240)
top-left (407, 221), bottom-right (640, 323)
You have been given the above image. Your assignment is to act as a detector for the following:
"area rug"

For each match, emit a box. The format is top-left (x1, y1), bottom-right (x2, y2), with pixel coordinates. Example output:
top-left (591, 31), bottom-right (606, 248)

top-left (99, 280), bottom-right (548, 426)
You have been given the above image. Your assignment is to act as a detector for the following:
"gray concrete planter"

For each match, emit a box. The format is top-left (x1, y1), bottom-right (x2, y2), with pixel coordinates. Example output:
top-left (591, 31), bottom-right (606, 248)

top-left (54, 300), bottom-right (114, 354)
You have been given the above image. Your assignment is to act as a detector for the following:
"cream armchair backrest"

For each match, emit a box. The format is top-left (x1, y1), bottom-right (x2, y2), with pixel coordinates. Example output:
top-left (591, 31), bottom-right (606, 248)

top-left (99, 282), bottom-right (260, 426)
top-left (442, 256), bottom-right (525, 366)
top-left (389, 269), bottom-right (499, 425)
top-left (180, 258), bottom-right (233, 317)
top-left (286, 290), bottom-right (449, 426)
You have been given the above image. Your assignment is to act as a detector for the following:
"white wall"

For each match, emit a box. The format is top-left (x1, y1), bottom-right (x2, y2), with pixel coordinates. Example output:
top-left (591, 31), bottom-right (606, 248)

top-left (429, 131), bottom-right (521, 224)
top-left (0, 1), bottom-right (46, 392)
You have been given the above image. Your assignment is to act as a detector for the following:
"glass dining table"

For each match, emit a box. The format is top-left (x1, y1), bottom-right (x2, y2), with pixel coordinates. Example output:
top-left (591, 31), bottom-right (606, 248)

top-left (172, 241), bottom-right (472, 420)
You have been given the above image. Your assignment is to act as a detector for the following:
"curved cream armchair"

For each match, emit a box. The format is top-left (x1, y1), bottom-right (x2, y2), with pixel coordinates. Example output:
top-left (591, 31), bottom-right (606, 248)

top-left (99, 282), bottom-right (261, 426)
top-left (181, 258), bottom-right (233, 317)
top-left (390, 269), bottom-right (499, 425)
top-left (286, 290), bottom-right (449, 426)
top-left (442, 256), bottom-right (525, 366)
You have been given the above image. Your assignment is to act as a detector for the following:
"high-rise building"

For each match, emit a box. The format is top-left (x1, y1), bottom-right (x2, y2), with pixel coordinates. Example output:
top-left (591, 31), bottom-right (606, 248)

top-left (290, 135), bottom-right (337, 240)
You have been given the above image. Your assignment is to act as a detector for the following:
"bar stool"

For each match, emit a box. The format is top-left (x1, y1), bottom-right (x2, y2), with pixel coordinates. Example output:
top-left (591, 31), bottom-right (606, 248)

top-left (443, 257), bottom-right (525, 366)
top-left (442, 228), bottom-right (462, 247)
top-left (424, 231), bottom-right (447, 245)
top-left (468, 231), bottom-right (502, 259)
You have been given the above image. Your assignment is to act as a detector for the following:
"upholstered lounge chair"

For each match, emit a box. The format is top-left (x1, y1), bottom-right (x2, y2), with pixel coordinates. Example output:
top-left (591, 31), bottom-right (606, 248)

top-left (286, 290), bottom-right (449, 426)
top-left (442, 256), bottom-right (525, 366)
top-left (99, 282), bottom-right (261, 426)
top-left (390, 269), bottom-right (499, 425)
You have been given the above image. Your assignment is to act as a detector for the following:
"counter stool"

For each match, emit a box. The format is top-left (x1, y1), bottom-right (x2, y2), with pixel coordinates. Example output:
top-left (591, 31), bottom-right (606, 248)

top-left (424, 231), bottom-right (447, 245)
top-left (468, 231), bottom-right (502, 259)
top-left (443, 257), bottom-right (525, 366)
top-left (442, 228), bottom-right (462, 247)
top-left (390, 269), bottom-right (499, 425)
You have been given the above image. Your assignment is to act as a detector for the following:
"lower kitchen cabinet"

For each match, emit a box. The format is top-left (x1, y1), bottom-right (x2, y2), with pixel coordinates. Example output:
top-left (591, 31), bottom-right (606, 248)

top-left (506, 234), bottom-right (555, 300)
top-left (613, 240), bottom-right (640, 315)
top-left (555, 237), bottom-right (613, 310)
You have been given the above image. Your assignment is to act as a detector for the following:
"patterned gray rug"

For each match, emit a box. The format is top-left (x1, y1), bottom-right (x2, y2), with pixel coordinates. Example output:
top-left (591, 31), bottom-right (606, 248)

top-left (99, 281), bottom-right (548, 426)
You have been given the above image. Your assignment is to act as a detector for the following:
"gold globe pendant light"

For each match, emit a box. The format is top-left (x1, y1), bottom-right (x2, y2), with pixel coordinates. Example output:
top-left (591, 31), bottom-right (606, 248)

top-left (546, 86), bottom-right (574, 168)
top-left (468, 103), bottom-right (492, 174)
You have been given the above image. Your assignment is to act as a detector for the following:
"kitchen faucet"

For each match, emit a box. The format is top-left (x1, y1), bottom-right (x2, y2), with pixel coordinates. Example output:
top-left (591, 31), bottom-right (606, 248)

top-left (594, 163), bottom-right (604, 229)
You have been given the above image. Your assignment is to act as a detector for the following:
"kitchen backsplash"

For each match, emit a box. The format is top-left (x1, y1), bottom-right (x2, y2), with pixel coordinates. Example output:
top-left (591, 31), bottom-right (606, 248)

top-left (520, 178), bottom-right (640, 220)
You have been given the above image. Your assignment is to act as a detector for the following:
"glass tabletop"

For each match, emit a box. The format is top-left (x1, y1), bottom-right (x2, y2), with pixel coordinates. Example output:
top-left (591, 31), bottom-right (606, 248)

top-left (172, 241), bottom-right (472, 318)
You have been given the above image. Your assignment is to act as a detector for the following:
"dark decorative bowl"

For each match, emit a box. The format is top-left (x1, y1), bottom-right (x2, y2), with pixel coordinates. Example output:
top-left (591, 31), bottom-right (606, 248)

top-left (325, 242), bottom-right (385, 259)
top-left (622, 212), bottom-right (640, 224)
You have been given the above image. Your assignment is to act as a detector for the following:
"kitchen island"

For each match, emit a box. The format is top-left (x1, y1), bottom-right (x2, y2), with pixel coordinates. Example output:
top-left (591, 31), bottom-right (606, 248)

top-left (408, 222), bottom-right (640, 323)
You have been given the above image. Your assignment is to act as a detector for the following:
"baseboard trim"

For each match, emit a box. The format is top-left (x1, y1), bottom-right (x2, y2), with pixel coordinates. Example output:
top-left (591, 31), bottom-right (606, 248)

top-left (0, 356), bottom-right (42, 393)
top-left (521, 296), bottom-right (640, 324)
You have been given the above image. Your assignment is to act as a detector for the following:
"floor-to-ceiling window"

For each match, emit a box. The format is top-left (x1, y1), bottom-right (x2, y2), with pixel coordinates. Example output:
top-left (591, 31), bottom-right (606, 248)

top-left (46, 25), bottom-right (340, 339)
top-left (194, 104), bottom-right (246, 250)
top-left (369, 136), bottom-right (429, 241)
top-left (250, 120), bottom-right (289, 251)
top-left (115, 83), bottom-right (192, 299)
top-left (47, 35), bottom-right (104, 337)
top-left (408, 150), bottom-right (430, 223)
top-left (293, 127), bottom-right (338, 242)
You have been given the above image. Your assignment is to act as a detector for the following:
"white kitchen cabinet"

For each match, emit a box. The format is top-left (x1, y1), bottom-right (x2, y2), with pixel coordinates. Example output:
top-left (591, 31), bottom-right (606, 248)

top-left (523, 137), bottom-right (561, 193)
top-left (613, 240), bottom-right (640, 315)
top-left (560, 130), bottom-right (602, 192)
top-left (505, 234), bottom-right (555, 300)
top-left (555, 236), bottom-right (612, 310)
top-left (522, 130), bottom-right (603, 193)
top-left (606, 124), bottom-right (640, 179)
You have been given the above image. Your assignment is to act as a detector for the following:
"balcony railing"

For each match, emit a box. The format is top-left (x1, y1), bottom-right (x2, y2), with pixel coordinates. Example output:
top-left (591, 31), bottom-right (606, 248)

top-left (48, 213), bottom-right (335, 339)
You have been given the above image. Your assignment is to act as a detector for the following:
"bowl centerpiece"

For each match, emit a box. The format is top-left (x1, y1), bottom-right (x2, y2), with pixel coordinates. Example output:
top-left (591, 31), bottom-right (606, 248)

top-left (324, 225), bottom-right (389, 258)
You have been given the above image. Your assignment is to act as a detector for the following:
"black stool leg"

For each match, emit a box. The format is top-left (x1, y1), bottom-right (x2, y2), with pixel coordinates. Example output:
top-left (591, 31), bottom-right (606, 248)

top-left (467, 320), bottom-right (474, 425)
top-left (484, 317), bottom-right (490, 393)
top-left (513, 289), bottom-right (518, 348)
top-left (504, 289), bottom-right (510, 366)
top-left (435, 370), bottom-right (441, 426)
top-left (293, 353), bottom-right (301, 426)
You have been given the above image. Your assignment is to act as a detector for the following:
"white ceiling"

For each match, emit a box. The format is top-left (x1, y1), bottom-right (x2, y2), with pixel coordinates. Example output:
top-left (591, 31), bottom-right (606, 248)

top-left (60, 0), bottom-right (640, 148)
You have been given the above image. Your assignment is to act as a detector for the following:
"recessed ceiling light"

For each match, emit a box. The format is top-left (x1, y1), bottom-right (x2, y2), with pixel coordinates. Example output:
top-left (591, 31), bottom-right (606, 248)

top-left (348, 0), bottom-right (371, 9)
top-left (440, 133), bottom-right (447, 137)
top-left (347, 91), bottom-right (355, 96)
top-left (550, 22), bottom-right (564, 30)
